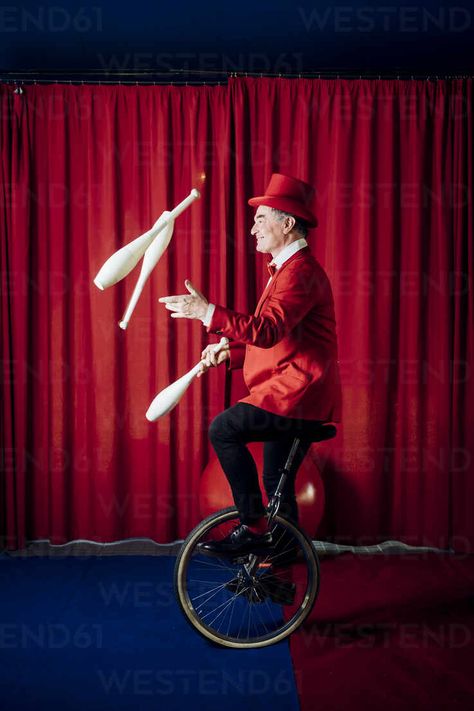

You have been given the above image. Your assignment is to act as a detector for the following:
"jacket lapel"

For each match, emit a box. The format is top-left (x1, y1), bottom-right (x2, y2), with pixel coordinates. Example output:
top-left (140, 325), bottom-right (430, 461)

top-left (254, 247), bottom-right (311, 317)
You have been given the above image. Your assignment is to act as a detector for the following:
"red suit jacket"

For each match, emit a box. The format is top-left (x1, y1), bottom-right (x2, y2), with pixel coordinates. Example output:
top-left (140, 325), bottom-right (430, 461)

top-left (207, 246), bottom-right (342, 421)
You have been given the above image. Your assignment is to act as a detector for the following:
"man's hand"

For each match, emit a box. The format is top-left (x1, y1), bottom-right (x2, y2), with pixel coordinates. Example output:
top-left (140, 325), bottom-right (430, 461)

top-left (159, 280), bottom-right (208, 320)
top-left (196, 343), bottom-right (230, 378)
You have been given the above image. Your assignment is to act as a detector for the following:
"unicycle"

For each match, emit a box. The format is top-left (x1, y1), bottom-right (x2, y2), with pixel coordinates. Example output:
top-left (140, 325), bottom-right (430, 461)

top-left (174, 424), bottom-right (336, 649)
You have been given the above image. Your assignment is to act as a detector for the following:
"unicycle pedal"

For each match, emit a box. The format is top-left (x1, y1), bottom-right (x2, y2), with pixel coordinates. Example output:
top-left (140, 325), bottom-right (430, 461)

top-left (225, 572), bottom-right (296, 606)
top-left (225, 577), bottom-right (266, 603)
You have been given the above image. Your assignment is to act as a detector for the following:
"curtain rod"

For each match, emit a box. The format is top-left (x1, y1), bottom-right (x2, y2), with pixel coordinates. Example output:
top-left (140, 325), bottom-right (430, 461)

top-left (1, 69), bottom-right (473, 85)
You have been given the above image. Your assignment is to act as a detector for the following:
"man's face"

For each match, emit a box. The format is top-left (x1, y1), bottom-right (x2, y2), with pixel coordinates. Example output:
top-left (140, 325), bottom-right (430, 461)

top-left (250, 206), bottom-right (287, 257)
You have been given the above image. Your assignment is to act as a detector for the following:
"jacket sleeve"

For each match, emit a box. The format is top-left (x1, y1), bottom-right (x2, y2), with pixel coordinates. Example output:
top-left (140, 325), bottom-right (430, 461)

top-left (206, 262), bottom-right (323, 348)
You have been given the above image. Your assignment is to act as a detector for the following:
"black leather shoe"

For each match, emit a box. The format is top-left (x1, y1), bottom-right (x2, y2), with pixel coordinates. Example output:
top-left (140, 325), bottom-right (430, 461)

top-left (199, 523), bottom-right (273, 557)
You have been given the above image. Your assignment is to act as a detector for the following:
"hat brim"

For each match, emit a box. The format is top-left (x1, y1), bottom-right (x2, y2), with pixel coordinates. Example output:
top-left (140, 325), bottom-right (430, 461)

top-left (248, 196), bottom-right (318, 228)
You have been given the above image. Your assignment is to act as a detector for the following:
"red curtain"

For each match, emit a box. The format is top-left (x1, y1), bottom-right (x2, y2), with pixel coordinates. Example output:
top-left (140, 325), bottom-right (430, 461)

top-left (1, 78), bottom-right (473, 551)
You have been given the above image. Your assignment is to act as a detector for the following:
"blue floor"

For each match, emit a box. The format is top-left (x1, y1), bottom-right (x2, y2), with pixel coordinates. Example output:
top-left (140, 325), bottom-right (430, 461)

top-left (0, 555), bottom-right (300, 710)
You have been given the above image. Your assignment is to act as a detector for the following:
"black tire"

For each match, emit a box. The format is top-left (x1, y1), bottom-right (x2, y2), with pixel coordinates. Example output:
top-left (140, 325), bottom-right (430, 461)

top-left (174, 507), bottom-right (320, 649)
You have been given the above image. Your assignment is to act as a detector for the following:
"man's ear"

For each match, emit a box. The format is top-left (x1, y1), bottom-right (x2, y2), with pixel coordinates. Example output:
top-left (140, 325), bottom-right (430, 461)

top-left (284, 216), bottom-right (296, 234)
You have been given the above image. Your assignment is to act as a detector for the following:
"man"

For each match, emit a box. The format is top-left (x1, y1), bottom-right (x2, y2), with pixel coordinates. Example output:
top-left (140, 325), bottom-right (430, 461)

top-left (159, 173), bottom-right (341, 556)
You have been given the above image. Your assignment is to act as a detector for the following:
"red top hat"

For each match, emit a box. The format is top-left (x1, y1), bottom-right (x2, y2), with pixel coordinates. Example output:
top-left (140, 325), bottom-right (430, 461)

top-left (248, 173), bottom-right (318, 227)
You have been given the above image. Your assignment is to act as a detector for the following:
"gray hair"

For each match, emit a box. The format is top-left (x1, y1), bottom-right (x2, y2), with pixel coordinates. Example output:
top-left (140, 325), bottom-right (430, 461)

top-left (270, 208), bottom-right (308, 239)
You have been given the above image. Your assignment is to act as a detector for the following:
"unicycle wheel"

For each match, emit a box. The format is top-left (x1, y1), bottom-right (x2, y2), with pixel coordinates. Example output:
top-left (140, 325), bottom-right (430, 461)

top-left (174, 506), bottom-right (320, 649)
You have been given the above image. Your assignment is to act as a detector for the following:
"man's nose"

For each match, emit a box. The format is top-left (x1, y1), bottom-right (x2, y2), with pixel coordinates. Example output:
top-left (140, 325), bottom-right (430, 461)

top-left (251, 224), bottom-right (257, 235)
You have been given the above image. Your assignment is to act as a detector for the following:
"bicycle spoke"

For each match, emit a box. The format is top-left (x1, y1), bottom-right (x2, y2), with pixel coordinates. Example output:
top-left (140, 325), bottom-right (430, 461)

top-left (189, 581), bottom-right (231, 601)
top-left (203, 586), bottom-right (251, 627)
top-left (215, 589), bottom-right (241, 634)
top-left (191, 555), bottom-right (240, 575)
top-left (260, 594), bottom-right (281, 629)
top-left (225, 583), bottom-right (239, 636)
top-left (249, 598), bottom-right (271, 636)
top-left (236, 596), bottom-right (247, 639)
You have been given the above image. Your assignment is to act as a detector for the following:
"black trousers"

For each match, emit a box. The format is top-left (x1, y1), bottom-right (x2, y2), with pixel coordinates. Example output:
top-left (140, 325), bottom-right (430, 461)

top-left (208, 402), bottom-right (323, 525)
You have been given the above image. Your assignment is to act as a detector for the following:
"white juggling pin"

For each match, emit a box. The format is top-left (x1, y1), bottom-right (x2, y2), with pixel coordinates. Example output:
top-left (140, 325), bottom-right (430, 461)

top-left (118, 189), bottom-right (201, 329)
top-left (146, 338), bottom-right (229, 421)
top-left (93, 212), bottom-right (168, 291)
top-left (118, 216), bottom-right (175, 329)
top-left (94, 188), bottom-right (200, 293)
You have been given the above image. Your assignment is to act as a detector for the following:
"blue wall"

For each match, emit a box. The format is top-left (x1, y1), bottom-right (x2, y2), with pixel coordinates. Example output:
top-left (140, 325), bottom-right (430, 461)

top-left (1, 0), bottom-right (473, 77)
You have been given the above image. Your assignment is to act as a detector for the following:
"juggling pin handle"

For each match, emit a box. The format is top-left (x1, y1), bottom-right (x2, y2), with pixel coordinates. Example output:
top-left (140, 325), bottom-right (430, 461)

top-left (145, 337), bottom-right (229, 422)
top-left (167, 188), bottom-right (200, 221)
top-left (190, 336), bottom-right (230, 377)
top-left (143, 188), bottom-right (201, 239)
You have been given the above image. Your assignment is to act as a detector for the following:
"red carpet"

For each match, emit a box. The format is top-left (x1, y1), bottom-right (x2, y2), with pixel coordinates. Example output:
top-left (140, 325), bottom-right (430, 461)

top-left (289, 553), bottom-right (474, 711)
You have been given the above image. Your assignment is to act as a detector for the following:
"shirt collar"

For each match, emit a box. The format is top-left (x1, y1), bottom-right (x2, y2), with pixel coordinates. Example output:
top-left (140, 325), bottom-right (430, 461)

top-left (269, 238), bottom-right (308, 271)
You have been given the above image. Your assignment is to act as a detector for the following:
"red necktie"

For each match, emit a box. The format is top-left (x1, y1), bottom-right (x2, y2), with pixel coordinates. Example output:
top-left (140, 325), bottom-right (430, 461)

top-left (267, 262), bottom-right (277, 277)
